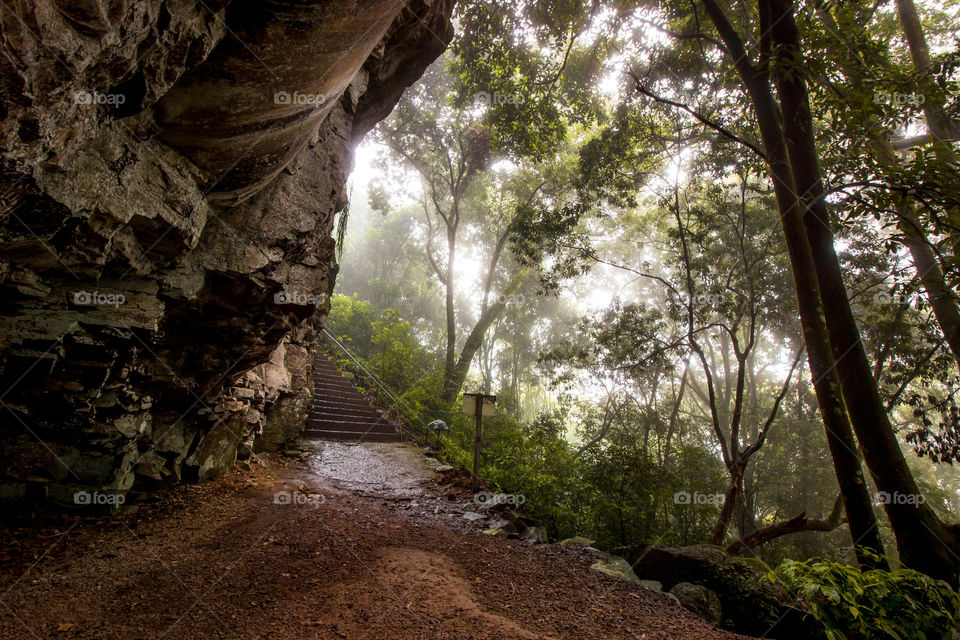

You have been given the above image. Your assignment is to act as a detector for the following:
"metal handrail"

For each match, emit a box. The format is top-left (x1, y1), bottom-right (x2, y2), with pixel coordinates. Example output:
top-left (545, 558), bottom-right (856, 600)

top-left (322, 328), bottom-right (399, 405)
top-left (320, 327), bottom-right (430, 445)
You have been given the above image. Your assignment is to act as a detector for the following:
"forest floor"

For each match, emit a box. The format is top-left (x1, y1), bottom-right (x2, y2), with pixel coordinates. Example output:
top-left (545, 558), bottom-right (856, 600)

top-left (0, 441), bottom-right (747, 639)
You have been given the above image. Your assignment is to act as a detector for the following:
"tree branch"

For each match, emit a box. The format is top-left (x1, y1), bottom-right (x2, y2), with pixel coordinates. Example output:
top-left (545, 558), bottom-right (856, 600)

top-left (726, 495), bottom-right (845, 555)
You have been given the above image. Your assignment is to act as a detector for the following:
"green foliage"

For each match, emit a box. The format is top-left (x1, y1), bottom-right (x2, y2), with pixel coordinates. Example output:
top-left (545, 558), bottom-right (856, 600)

top-left (451, 0), bottom-right (577, 160)
top-left (326, 294), bottom-right (377, 358)
top-left (435, 400), bottom-right (728, 546)
top-left (770, 556), bottom-right (960, 640)
top-left (437, 409), bottom-right (581, 533)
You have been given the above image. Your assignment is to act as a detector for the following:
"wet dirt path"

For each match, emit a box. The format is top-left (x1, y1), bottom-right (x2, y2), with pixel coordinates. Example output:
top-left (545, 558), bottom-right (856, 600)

top-left (0, 441), bottom-right (747, 639)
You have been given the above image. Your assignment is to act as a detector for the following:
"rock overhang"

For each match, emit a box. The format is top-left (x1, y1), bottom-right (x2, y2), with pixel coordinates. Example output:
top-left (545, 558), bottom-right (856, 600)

top-left (0, 0), bottom-right (454, 508)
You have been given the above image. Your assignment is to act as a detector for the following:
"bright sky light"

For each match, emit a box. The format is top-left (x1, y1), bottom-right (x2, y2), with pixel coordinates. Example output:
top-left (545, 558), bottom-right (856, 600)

top-left (349, 140), bottom-right (379, 195)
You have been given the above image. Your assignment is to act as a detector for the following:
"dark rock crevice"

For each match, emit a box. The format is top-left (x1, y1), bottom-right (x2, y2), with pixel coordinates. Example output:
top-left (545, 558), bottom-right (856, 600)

top-left (0, 0), bottom-right (453, 507)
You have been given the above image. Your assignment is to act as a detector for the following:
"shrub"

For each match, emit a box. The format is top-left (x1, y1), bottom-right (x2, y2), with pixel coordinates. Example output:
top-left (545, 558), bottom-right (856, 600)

top-left (769, 555), bottom-right (960, 640)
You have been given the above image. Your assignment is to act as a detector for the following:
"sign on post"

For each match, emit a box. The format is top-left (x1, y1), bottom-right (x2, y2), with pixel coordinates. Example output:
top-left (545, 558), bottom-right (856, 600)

top-left (462, 393), bottom-right (496, 417)
top-left (462, 393), bottom-right (496, 493)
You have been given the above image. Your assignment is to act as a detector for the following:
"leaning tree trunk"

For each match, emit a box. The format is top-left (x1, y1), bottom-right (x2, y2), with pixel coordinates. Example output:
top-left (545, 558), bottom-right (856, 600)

top-left (711, 461), bottom-right (745, 545)
top-left (768, 0), bottom-right (959, 582)
top-left (896, 0), bottom-right (959, 151)
top-left (727, 496), bottom-right (845, 555)
top-left (441, 301), bottom-right (507, 404)
top-left (897, 210), bottom-right (960, 372)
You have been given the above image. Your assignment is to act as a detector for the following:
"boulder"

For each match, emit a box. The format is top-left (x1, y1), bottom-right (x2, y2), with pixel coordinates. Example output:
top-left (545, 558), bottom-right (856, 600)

top-left (185, 414), bottom-right (245, 481)
top-left (618, 543), bottom-right (789, 637)
top-left (669, 582), bottom-right (722, 625)
top-left (520, 526), bottom-right (548, 543)
top-left (617, 543), bottom-right (729, 590)
top-left (590, 555), bottom-right (641, 584)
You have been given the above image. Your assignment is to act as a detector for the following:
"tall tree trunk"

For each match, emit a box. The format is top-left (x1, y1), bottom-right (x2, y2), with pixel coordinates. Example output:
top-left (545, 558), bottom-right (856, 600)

top-left (711, 461), bottom-right (745, 544)
top-left (662, 367), bottom-right (687, 468)
top-left (701, 0), bottom-right (887, 567)
top-left (510, 318), bottom-right (520, 406)
top-left (767, 0), bottom-right (958, 581)
top-left (442, 224), bottom-right (457, 389)
top-left (896, 0), bottom-right (959, 148)
top-left (734, 475), bottom-right (757, 538)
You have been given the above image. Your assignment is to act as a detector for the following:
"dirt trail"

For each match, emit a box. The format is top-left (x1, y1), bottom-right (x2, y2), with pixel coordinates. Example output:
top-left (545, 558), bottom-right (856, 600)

top-left (0, 442), bottom-right (748, 639)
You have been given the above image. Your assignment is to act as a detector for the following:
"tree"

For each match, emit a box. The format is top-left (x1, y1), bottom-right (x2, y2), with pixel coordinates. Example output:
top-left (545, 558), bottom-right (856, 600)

top-left (374, 56), bottom-right (588, 405)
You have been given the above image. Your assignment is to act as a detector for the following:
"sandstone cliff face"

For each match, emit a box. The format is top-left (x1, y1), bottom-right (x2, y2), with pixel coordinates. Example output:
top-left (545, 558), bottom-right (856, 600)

top-left (0, 0), bottom-right (453, 504)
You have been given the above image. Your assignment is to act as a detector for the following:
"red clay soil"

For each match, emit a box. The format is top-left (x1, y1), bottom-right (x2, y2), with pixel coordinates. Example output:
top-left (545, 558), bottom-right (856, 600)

top-left (0, 442), bottom-right (751, 640)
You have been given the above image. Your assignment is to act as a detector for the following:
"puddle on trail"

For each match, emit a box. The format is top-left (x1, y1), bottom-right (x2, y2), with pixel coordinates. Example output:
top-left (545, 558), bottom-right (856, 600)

top-left (305, 441), bottom-right (437, 498)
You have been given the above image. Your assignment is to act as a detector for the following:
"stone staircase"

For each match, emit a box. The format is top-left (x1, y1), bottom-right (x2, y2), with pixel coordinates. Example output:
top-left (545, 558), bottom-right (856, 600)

top-left (303, 353), bottom-right (401, 442)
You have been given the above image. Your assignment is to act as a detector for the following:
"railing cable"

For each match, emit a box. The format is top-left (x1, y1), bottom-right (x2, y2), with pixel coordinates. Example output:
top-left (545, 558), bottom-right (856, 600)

top-left (320, 327), bottom-right (432, 446)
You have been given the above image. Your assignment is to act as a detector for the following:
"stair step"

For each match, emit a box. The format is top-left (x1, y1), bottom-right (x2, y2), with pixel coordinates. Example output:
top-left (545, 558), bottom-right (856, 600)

top-left (303, 354), bottom-right (401, 443)
top-left (313, 395), bottom-right (376, 406)
top-left (313, 382), bottom-right (361, 392)
top-left (302, 430), bottom-right (400, 442)
top-left (310, 402), bottom-right (380, 411)
top-left (306, 427), bottom-right (399, 438)
top-left (307, 417), bottom-right (388, 428)
top-left (305, 419), bottom-right (397, 431)
top-left (314, 395), bottom-right (367, 404)
top-left (312, 394), bottom-right (374, 403)
top-left (313, 390), bottom-right (365, 400)
top-left (313, 372), bottom-right (358, 380)
top-left (312, 374), bottom-right (358, 383)
top-left (312, 395), bottom-right (377, 404)
top-left (314, 390), bottom-right (364, 398)
top-left (307, 416), bottom-right (395, 426)
top-left (311, 400), bottom-right (380, 412)
top-left (310, 411), bottom-right (383, 421)
top-left (307, 414), bottom-right (386, 424)
top-left (309, 418), bottom-right (387, 427)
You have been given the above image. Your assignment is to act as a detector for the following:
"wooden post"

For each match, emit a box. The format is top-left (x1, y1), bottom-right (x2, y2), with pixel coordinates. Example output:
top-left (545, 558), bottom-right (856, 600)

top-left (463, 393), bottom-right (495, 494)
top-left (472, 408), bottom-right (482, 494)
